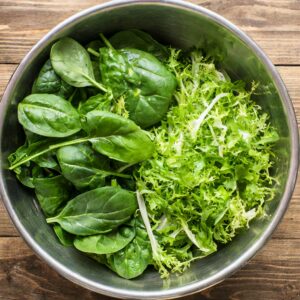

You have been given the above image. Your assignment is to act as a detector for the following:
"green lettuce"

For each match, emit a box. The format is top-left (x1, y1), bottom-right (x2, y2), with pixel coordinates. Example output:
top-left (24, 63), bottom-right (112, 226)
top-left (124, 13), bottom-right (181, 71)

top-left (135, 49), bottom-right (279, 278)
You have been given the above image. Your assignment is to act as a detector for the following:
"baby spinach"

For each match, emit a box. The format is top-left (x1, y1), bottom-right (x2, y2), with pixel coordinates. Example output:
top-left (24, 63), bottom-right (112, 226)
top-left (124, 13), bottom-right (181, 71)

top-left (18, 94), bottom-right (81, 137)
top-left (106, 218), bottom-right (152, 279)
top-left (99, 46), bottom-right (140, 98)
top-left (120, 48), bottom-right (177, 128)
top-left (50, 37), bottom-right (106, 92)
top-left (82, 110), bottom-right (155, 163)
top-left (74, 225), bottom-right (135, 254)
top-left (9, 117), bottom-right (154, 170)
top-left (15, 165), bottom-right (35, 188)
top-left (110, 29), bottom-right (168, 61)
top-left (99, 37), bottom-right (176, 128)
top-left (33, 175), bottom-right (72, 217)
top-left (78, 93), bottom-right (111, 115)
top-left (57, 144), bottom-right (130, 191)
top-left (32, 59), bottom-right (74, 98)
top-left (46, 186), bottom-right (137, 235)
top-left (53, 224), bottom-right (74, 246)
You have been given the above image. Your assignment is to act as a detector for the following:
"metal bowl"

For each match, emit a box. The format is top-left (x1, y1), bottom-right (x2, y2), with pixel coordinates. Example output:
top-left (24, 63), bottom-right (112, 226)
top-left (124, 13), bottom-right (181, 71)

top-left (0, 0), bottom-right (298, 299)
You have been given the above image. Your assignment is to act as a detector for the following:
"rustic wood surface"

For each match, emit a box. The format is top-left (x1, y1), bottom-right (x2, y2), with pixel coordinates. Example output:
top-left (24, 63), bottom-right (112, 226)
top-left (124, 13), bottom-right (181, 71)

top-left (0, 0), bottom-right (299, 299)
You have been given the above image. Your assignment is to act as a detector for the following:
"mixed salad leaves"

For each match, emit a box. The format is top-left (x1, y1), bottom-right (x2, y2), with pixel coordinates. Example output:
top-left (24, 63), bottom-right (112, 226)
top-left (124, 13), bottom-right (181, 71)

top-left (8, 29), bottom-right (279, 279)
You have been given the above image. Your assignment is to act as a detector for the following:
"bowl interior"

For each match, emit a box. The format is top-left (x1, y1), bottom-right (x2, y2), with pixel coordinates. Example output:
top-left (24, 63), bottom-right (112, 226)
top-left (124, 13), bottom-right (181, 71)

top-left (0, 1), bottom-right (296, 299)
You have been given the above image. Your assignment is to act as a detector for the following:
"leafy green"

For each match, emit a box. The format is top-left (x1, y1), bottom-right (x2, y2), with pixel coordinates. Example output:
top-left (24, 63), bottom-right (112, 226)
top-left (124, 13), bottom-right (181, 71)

top-left (106, 217), bottom-right (152, 279)
top-left (32, 59), bottom-right (74, 98)
top-left (50, 37), bottom-right (106, 92)
top-left (99, 45), bottom-right (140, 98)
top-left (78, 93), bottom-right (111, 115)
top-left (110, 29), bottom-right (168, 61)
top-left (82, 110), bottom-right (155, 163)
top-left (120, 48), bottom-right (177, 128)
top-left (53, 224), bottom-right (74, 246)
top-left (9, 111), bottom-right (155, 171)
top-left (99, 36), bottom-right (176, 128)
top-left (46, 186), bottom-right (138, 235)
top-left (74, 225), bottom-right (135, 254)
top-left (18, 94), bottom-right (81, 137)
top-left (57, 143), bottom-right (130, 191)
top-left (33, 175), bottom-right (72, 216)
top-left (135, 49), bottom-right (279, 277)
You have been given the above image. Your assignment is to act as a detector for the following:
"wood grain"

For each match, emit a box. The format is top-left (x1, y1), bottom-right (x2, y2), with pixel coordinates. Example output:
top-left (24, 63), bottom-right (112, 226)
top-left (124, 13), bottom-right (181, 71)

top-left (0, 237), bottom-right (299, 300)
top-left (0, 0), bottom-right (299, 64)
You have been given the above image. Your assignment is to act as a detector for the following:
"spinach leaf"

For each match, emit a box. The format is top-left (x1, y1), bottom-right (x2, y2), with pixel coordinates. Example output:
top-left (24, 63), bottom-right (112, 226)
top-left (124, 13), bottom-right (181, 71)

top-left (8, 142), bottom-right (34, 188)
top-left (99, 46), bottom-right (140, 98)
top-left (18, 94), bottom-right (81, 137)
top-left (16, 165), bottom-right (34, 188)
top-left (88, 254), bottom-right (112, 270)
top-left (110, 29), bottom-right (168, 61)
top-left (78, 93), bottom-right (111, 115)
top-left (99, 38), bottom-right (176, 128)
top-left (32, 151), bottom-right (59, 170)
top-left (24, 129), bottom-right (43, 145)
top-left (53, 224), bottom-right (74, 246)
top-left (74, 225), bottom-right (135, 254)
top-left (11, 104), bottom-right (154, 171)
top-left (82, 110), bottom-right (155, 163)
top-left (120, 48), bottom-right (177, 128)
top-left (57, 143), bottom-right (130, 191)
top-left (22, 131), bottom-right (60, 170)
top-left (33, 175), bottom-right (72, 217)
top-left (50, 37), bottom-right (106, 92)
top-left (107, 218), bottom-right (152, 279)
top-left (46, 186), bottom-right (138, 236)
top-left (32, 59), bottom-right (74, 98)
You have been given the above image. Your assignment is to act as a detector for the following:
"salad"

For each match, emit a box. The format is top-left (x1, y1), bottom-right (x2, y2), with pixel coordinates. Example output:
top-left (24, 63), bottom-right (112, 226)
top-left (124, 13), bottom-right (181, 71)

top-left (8, 29), bottom-right (279, 279)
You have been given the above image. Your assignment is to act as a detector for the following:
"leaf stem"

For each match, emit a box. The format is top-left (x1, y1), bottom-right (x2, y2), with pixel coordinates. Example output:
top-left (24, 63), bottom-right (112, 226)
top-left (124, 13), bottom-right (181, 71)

top-left (46, 217), bottom-right (57, 224)
top-left (9, 137), bottom-right (91, 170)
top-left (99, 33), bottom-right (114, 50)
top-left (87, 48), bottom-right (100, 57)
top-left (84, 75), bottom-right (107, 92)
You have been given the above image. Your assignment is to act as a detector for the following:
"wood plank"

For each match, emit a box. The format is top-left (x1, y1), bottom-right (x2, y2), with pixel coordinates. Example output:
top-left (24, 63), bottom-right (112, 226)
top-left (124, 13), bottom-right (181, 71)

top-left (0, 201), bottom-right (18, 236)
top-left (0, 236), bottom-right (299, 300)
top-left (278, 66), bottom-right (300, 125)
top-left (0, 0), bottom-right (299, 64)
top-left (0, 64), bottom-right (16, 98)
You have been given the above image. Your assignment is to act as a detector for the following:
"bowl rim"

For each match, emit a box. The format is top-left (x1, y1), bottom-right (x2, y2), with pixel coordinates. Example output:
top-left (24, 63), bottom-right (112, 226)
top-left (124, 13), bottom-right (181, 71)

top-left (0, 0), bottom-right (299, 299)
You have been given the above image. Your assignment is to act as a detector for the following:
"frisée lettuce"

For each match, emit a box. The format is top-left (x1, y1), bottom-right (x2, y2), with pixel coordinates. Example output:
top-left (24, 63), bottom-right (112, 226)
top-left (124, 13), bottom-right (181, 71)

top-left (135, 49), bottom-right (279, 278)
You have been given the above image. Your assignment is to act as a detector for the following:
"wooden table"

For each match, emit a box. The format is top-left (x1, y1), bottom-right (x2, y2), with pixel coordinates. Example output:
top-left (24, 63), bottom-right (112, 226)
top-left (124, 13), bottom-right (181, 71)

top-left (0, 1), bottom-right (299, 299)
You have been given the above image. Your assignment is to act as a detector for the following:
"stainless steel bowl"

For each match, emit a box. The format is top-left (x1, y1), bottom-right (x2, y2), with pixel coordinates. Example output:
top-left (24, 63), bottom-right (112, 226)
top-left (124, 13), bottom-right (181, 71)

top-left (0, 0), bottom-right (298, 299)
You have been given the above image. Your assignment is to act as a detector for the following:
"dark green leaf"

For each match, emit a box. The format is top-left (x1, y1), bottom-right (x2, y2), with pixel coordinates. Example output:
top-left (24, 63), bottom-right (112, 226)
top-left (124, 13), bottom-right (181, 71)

top-left (78, 93), bottom-right (111, 115)
top-left (107, 218), bottom-right (152, 279)
top-left (86, 40), bottom-right (103, 61)
top-left (120, 48), bottom-right (177, 128)
top-left (53, 224), bottom-right (74, 246)
top-left (51, 37), bottom-right (106, 92)
top-left (99, 47), bottom-right (140, 98)
top-left (57, 143), bottom-right (109, 191)
top-left (74, 225), bottom-right (135, 254)
top-left (33, 175), bottom-right (72, 216)
top-left (46, 186), bottom-right (138, 236)
top-left (18, 94), bottom-right (81, 138)
top-left (110, 29), bottom-right (168, 61)
top-left (82, 110), bottom-right (155, 163)
top-left (32, 59), bottom-right (74, 98)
